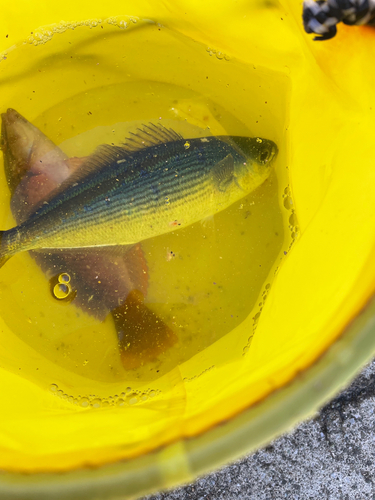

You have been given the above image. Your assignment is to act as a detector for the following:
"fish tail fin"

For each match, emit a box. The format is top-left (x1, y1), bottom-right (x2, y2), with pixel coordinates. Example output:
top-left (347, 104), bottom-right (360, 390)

top-left (0, 231), bottom-right (12, 269)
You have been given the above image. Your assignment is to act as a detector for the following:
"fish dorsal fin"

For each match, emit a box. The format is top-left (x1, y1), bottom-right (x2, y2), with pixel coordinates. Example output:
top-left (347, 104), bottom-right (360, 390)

top-left (79, 145), bottom-right (130, 175)
top-left (81, 123), bottom-right (183, 173)
top-left (53, 123), bottom-right (183, 187)
top-left (121, 122), bottom-right (183, 152)
top-left (38, 145), bottom-right (129, 201)
top-left (35, 123), bottom-right (184, 205)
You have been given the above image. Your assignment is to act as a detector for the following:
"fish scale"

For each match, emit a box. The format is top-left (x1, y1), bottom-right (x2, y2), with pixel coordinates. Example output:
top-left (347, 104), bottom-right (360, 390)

top-left (0, 124), bottom-right (278, 268)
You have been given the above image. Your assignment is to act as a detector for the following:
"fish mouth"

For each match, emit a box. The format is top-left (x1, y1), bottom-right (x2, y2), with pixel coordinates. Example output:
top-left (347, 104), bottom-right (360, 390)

top-left (220, 136), bottom-right (279, 167)
top-left (268, 142), bottom-right (278, 165)
top-left (257, 139), bottom-right (278, 168)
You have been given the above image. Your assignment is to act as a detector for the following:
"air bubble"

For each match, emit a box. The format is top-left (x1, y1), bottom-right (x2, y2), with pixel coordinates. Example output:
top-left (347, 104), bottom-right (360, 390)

top-left (206, 46), bottom-right (229, 60)
top-left (54, 283), bottom-right (69, 298)
top-left (253, 312), bottom-right (261, 323)
top-left (117, 20), bottom-right (128, 29)
top-left (24, 18), bottom-right (104, 47)
top-left (289, 212), bottom-right (297, 226)
top-left (60, 273), bottom-right (70, 283)
top-left (283, 196), bottom-right (293, 210)
top-left (50, 272), bottom-right (76, 302)
top-left (49, 383), bottom-right (157, 408)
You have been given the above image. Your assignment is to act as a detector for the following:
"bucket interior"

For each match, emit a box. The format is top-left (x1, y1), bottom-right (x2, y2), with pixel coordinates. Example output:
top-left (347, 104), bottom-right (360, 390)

top-left (0, 0), bottom-right (374, 478)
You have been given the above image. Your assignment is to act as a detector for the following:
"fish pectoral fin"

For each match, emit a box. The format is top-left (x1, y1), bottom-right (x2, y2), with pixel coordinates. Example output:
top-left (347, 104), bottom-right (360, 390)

top-left (212, 154), bottom-right (234, 192)
top-left (121, 122), bottom-right (183, 152)
top-left (200, 214), bottom-right (215, 229)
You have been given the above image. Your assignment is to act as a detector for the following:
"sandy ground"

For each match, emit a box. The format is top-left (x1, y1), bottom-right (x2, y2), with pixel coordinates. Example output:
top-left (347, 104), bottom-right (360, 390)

top-left (146, 358), bottom-right (375, 500)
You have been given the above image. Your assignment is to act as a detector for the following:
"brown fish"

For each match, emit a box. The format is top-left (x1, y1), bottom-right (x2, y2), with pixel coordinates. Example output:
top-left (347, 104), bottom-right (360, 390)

top-left (1, 108), bottom-right (176, 369)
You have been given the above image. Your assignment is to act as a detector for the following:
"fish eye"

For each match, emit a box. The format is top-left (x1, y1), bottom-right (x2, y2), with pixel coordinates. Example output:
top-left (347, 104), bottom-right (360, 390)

top-left (259, 149), bottom-right (270, 164)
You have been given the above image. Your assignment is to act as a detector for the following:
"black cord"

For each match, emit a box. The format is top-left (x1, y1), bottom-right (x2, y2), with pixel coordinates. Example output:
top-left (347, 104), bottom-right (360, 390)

top-left (303, 0), bottom-right (375, 40)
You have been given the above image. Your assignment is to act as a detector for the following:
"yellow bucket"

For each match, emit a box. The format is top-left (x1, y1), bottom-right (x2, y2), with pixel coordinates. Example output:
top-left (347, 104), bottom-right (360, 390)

top-left (1, 0), bottom-right (375, 498)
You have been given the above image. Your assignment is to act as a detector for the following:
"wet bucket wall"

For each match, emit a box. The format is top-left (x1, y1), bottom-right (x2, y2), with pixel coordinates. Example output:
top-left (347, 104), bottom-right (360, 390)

top-left (0, 0), bottom-right (375, 498)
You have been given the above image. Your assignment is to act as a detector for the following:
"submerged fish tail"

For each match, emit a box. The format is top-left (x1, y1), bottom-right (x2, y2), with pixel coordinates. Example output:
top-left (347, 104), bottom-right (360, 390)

top-left (0, 227), bottom-right (24, 269)
top-left (0, 231), bottom-right (11, 269)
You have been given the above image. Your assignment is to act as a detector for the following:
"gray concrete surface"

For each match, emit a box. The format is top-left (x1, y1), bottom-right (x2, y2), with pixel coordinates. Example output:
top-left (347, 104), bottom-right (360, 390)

top-left (146, 359), bottom-right (375, 500)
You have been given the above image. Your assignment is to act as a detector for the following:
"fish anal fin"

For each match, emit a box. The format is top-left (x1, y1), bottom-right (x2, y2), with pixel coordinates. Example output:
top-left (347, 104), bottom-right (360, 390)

top-left (113, 289), bottom-right (177, 370)
top-left (212, 154), bottom-right (234, 192)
